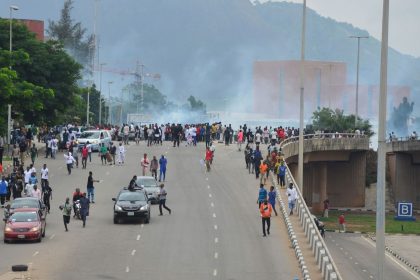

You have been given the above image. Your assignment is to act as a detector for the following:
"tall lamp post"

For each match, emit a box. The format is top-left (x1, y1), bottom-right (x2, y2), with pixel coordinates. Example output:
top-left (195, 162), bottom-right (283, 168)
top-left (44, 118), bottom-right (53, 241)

top-left (99, 63), bottom-right (106, 126)
top-left (9, 5), bottom-right (19, 69)
top-left (350, 35), bottom-right (369, 128)
top-left (108, 81), bottom-right (113, 124)
top-left (376, 1), bottom-right (389, 279)
top-left (298, 0), bottom-right (307, 191)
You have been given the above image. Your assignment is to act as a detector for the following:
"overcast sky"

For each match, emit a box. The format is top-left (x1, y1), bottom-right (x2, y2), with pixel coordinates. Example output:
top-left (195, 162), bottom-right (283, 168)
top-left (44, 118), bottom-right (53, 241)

top-left (258, 0), bottom-right (420, 58)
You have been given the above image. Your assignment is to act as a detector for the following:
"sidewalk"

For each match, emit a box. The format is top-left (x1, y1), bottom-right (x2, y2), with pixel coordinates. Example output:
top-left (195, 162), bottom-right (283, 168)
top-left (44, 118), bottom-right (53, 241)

top-left (277, 186), bottom-right (324, 280)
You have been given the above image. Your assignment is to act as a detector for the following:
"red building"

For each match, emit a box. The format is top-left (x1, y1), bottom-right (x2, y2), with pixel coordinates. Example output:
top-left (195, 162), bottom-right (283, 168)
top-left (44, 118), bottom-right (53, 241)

top-left (20, 19), bottom-right (44, 41)
top-left (253, 60), bottom-right (410, 120)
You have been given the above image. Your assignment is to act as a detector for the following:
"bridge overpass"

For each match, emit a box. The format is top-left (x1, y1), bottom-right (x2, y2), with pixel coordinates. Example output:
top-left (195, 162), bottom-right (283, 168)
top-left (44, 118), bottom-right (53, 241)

top-left (281, 134), bottom-right (370, 212)
top-left (387, 138), bottom-right (420, 209)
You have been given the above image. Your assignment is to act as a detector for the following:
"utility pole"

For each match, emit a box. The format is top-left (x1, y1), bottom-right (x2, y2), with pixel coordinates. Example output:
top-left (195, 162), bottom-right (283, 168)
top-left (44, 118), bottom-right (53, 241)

top-left (9, 5), bottom-right (19, 69)
top-left (99, 62), bottom-right (106, 125)
top-left (376, 1), bottom-right (389, 279)
top-left (350, 35), bottom-right (369, 128)
top-left (135, 62), bottom-right (145, 114)
top-left (7, 105), bottom-right (11, 146)
top-left (298, 0), bottom-right (307, 191)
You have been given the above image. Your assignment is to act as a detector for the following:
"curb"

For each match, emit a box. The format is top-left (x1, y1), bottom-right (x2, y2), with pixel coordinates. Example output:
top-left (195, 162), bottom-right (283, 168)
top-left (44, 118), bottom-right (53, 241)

top-left (325, 229), bottom-right (368, 234)
top-left (329, 208), bottom-right (420, 214)
top-left (367, 234), bottom-right (420, 275)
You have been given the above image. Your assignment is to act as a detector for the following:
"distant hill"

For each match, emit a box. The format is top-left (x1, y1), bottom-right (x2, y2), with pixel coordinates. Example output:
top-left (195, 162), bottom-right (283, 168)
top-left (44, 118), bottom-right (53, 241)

top-left (6, 0), bottom-right (420, 111)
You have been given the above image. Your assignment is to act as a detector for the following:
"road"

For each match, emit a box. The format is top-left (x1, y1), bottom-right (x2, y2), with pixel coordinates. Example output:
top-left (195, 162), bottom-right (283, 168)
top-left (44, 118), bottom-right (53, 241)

top-left (325, 232), bottom-right (420, 280)
top-left (0, 141), bottom-right (300, 280)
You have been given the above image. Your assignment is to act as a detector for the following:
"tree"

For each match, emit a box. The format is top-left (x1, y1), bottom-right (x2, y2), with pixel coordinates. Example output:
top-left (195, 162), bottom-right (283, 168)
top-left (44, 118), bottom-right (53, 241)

top-left (123, 82), bottom-right (168, 112)
top-left (311, 107), bottom-right (373, 136)
top-left (187, 95), bottom-right (206, 113)
top-left (388, 97), bottom-right (414, 136)
top-left (47, 0), bottom-right (94, 75)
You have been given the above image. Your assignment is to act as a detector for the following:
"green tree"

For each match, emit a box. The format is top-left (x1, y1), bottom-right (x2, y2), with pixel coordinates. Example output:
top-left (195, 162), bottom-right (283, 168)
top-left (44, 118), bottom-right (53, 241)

top-left (311, 107), bottom-right (373, 136)
top-left (79, 84), bottom-right (108, 125)
top-left (187, 95), bottom-right (206, 113)
top-left (123, 82), bottom-right (168, 112)
top-left (47, 0), bottom-right (94, 75)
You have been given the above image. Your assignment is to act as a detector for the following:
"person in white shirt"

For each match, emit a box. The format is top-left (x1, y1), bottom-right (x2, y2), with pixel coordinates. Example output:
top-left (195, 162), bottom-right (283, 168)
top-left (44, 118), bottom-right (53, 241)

top-left (117, 142), bottom-right (126, 165)
top-left (87, 142), bottom-right (92, 162)
top-left (63, 152), bottom-right (76, 175)
top-left (286, 183), bottom-right (298, 215)
top-left (41, 163), bottom-right (49, 193)
top-left (255, 132), bottom-right (262, 147)
top-left (51, 137), bottom-right (58, 159)
top-left (29, 164), bottom-right (36, 175)
top-left (191, 125), bottom-right (197, 146)
top-left (31, 184), bottom-right (42, 200)
top-left (123, 125), bottom-right (130, 145)
top-left (140, 153), bottom-right (150, 176)
top-left (24, 167), bottom-right (32, 186)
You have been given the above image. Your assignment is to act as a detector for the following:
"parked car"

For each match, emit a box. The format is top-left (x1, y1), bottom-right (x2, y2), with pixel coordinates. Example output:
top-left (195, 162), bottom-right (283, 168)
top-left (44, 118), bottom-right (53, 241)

top-left (112, 188), bottom-right (151, 224)
top-left (136, 176), bottom-right (160, 204)
top-left (76, 130), bottom-right (112, 151)
top-left (4, 197), bottom-right (47, 222)
top-left (4, 209), bottom-right (46, 243)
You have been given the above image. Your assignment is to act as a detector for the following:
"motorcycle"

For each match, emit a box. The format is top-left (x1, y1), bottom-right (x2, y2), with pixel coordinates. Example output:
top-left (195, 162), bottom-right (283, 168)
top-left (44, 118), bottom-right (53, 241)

top-left (313, 215), bottom-right (326, 238)
top-left (74, 200), bottom-right (81, 219)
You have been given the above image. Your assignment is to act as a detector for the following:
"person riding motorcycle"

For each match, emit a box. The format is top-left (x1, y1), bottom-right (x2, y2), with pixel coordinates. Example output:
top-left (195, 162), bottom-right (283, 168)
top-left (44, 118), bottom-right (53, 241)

top-left (72, 188), bottom-right (83, 218)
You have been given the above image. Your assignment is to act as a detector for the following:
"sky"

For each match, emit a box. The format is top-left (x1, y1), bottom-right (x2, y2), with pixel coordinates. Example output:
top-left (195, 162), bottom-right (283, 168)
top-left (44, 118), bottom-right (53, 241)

top-left (258, 0), bottom-right (420, 58)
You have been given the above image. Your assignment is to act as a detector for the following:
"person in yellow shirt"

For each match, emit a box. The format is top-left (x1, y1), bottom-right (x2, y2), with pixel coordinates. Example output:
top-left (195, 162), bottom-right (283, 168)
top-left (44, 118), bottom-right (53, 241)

top-left (259, 199), bottom-right (272, 237)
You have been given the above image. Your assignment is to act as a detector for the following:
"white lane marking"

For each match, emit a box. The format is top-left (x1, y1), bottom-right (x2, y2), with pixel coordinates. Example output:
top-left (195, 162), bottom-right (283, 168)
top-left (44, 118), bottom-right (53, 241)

top-left (214, 252), bottom-right (218, 259)
top-left (213, 213), bottom-right (216, 218)
top-left (206, 178), bottom-right (208, 181)
top-left (362, 269), bottom-right (367, 273)
top-left (213, 269), bottom-right (218, 276)
top-left (340, 247), bottom-right (343, 250)
top-left (106, 171), bottom-right (110, 176)
top-left (141, 224), bottom-right (144, 228)
top-left (136, 235), bottom-right (141, 241)
top-left (32, 251), bottom-right (39, 257)
top-left (349, 257), bottom-right (353, 260)
top-left (369, 276), bottom-right (374, 279)
top-left (361, 235), bottom-right (420, 280)
top-left (49, 234), bottom-right (55, 240)
top-left (131, 250), bottom-right (136, 256)
top-left (209, 194), bottom-right (212, 198)
top-left (165, 151), bottom-right (168, 154)
top-left (210, 202), bottom-right (214, 207)
top-left (126, 266), bottom-right (130, 273)
top-left (355, 262), bottom-right (358, 265)
top-left (207, 185), bottom-right (210, 189)
top-left (214, 237), bottom-right (218, 243)
top-left (214, 225), bottom-right (218, 230)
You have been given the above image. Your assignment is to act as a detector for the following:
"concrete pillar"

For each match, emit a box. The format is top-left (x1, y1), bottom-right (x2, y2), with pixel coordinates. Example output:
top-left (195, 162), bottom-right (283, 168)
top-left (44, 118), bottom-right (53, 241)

top-left (312, 163), bottom-right (327, 213)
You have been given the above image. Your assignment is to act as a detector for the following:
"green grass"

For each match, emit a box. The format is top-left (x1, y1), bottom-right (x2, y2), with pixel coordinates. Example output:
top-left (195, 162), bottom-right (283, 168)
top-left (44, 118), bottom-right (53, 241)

top-left (319, 210), bottom-right (420, 234)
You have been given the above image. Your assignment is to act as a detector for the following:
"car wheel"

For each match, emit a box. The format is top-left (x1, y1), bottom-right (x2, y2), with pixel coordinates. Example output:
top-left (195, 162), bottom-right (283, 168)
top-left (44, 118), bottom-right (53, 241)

top-left (37, 237), bottom-right (42, 243)
top-left (4, 239), bottom-right (9, 244)
top-left (113, 217), bottom-right (118, 224)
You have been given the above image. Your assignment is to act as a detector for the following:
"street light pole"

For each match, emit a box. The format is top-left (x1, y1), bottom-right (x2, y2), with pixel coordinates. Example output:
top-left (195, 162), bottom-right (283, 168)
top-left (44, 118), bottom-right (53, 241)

top-left (108, 81), bottom-right (113, 124)
top-left (9, 5), bottom-right (19, 69)
top-left (350, 35), bottom-right (369, 128)
top-left (298, 0), bottom-right (307, 191)
top-left (99, 63), bottom-right (106, 126)
top-left (376, 1), bottom-right (389, 279)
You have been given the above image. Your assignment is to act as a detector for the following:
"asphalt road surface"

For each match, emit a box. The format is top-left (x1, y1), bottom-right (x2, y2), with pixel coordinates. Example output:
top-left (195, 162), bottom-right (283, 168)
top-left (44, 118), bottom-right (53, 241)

top-left (0, 141), bottom-right (301, 280)
top-left (325, 232), bottom-right (420, 280)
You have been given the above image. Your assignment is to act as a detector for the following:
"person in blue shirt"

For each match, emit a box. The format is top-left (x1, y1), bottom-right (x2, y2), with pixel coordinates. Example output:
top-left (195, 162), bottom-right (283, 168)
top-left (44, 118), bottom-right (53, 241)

top-left (159, 155), bottom-right (168, 182)
top-left (278, 162), bottom-right (287, 187)
top-left (253, 147), bottom-right (262, 179)
top-left (0, 176), bottom-right (8, 207)
top-left (257, 184), bottom-right (267, 208)
top-left (29, 172), bottom-right (38, 185)
top-left (268, 186), bottom-right (278, 216)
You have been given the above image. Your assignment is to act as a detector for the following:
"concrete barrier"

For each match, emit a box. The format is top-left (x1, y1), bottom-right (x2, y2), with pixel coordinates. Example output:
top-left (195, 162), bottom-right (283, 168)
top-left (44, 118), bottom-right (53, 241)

top-left (321, 256), bottom-right (330, 276)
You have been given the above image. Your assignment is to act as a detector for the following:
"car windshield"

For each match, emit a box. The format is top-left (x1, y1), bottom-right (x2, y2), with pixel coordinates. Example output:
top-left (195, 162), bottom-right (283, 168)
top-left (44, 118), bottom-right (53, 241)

top-left (118, 192), bottom-right (146, 201)
top-left (136, 178), bottom-right (157, 188)
top-left (80, 131), bottom-right (100, 139)
top-left (9, 212), bottom-right (39, 222)
top-left (11, 199), bottom-right (39, 209)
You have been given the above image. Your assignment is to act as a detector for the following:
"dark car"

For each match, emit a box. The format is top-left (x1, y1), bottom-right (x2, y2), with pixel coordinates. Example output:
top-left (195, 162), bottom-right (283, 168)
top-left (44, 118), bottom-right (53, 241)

top-left (4, 198), bottom-right (47, 222)
top-left (112, 189), bottom-right (151, 224)
top-left (4, 208), bottom-right (46, 243)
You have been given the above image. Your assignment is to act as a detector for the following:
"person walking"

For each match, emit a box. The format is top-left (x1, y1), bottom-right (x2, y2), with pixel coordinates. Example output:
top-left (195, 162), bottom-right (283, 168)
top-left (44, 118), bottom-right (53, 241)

top-left (205, 147), bottom-right (212, 172)
top-left (87, 141), bottom-right (92, 162)
top-left (31, 184), bottom-right (42, 200)
top-left (81, 145), bottom-right (88, 169)
top-left (323, 199), bottom-right (330, 218)
top-left (260, 199), bottom-right (272, 237)
top-left (100, 143), bottom-right (107, 165)
top-left (286, 183), bottom-right (297, 215)
top-left (141, 153), bottom-right (150, 176)
top-left (0, 176), bottom-right (8, 207)
top-left (257, 184), bottom-right (267, 208)
top-left (79, 193), bottom-right (90, 228)
top-left (60, 197), bottom-right (72, 232)
top-left (338, 213), bottom-right (346, 233)
top-left (12, 144), bottom-right (20, 167)
top-left (43, 182), bottom-right (52, 213)
top-left (40, 164), bottom-right (49, 194)
top-left (30, 143), bottom-right (38, 165)
top-left (150, 156), bottom-right (158, 180)
top-left (117, 142), bottom-right (125, 165)
top-left (277, 162), bottom-right (286, 188)
top-left (259, 161), bottom-right (268, 185)
top-left (268, 186), bottom-right (278, 216)
top-left (63, 152), bottom-right (76, 175)
top-left (237, 129), bottom-right (244, 151)
top-left (109, 142), bottom-right (116, 165)
top-left (158, 184), bottom-right (171, 215)
top-left (87, 171), bottom-right (100, 204)
top-left (159, 155), bottom-right (167, 182)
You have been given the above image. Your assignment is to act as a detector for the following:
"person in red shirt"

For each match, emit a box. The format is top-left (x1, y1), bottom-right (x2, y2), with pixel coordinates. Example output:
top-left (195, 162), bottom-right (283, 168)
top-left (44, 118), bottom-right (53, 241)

top-left (260, 199), bottom-right (272, 237)
top-left (81, 145), bottom-right (88, 169)
top-left (205, 147), bottom-right (212, 172)
top-left (338, 213), bottom-right (346, 232)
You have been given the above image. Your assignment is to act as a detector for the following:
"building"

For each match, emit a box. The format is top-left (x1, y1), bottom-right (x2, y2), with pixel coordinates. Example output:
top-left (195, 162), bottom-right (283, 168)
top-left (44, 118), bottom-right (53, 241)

top-left (253, 60), bottom-right (411, 121)
top-left (20, 19), bottom-right (44, 41)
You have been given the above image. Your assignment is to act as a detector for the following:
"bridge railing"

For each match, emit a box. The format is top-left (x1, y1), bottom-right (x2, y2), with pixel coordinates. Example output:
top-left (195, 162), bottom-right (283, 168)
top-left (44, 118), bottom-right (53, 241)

top-left (279, 133), bottom-right (345, 280)
top-left (279, 133), bottom-right (368, 149)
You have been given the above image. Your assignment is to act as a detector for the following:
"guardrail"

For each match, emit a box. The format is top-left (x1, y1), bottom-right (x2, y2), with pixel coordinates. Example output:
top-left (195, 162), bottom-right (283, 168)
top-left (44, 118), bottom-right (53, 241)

top-left (278, 133), bottom-right (343, 280)
top-left (280, 133), bottom-right (368, 149)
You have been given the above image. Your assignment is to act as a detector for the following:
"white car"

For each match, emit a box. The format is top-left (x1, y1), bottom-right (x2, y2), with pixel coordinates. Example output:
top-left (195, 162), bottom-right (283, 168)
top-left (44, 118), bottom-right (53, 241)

top-left (77, 130), bottom-right (112, 151)
top-left (136, 176), bottom-right (160, 204)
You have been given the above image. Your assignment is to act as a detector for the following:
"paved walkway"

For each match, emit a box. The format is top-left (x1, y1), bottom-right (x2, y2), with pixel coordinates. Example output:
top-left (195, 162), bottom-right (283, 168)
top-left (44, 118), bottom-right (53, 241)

top-left (386, 235), bottom-right (420, 269)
